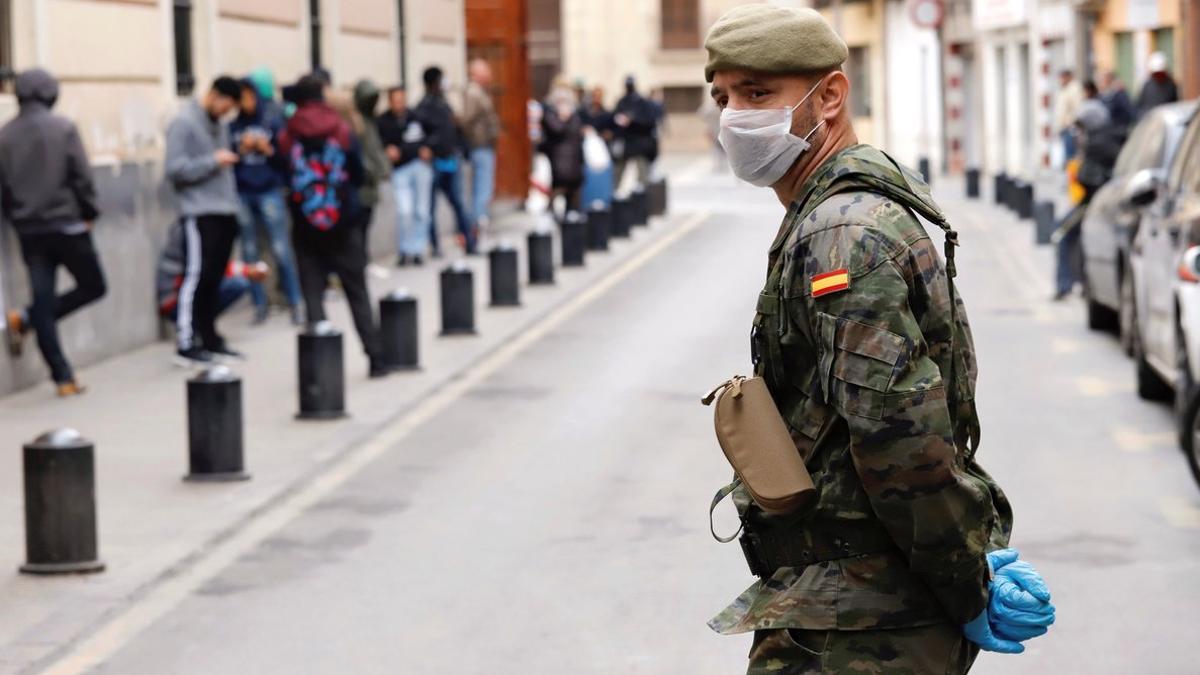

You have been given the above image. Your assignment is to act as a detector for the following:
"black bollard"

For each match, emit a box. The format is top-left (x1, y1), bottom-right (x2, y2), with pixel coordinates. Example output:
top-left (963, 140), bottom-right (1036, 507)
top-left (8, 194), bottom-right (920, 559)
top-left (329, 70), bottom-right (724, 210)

top-left (527, 230), bottom-right (555, 285)
top-left (586, 204), bottom-right (611, 252)
top-left (917, 157), bottom-right (932, 185)
top-left (994, 173), bottom-right (1008, 206)
top-left (611, 197), bottom-right (634, 238)
top-left (561, 212), bottom-right (586, 267)
top-left (379, 290), bottom-right (419, 371)
top-left (648, 177), bottom-right (668, 216)
top-left (21, 429), bottom-right (105, 575)
top-left (297, 322), bottom-right (346, 420)
top-left (440, 262), bottom-right (477, 335)
top-left (966, 167), bottom-right (980, 199)
top-left (630, 188), bottom-right (649, 227)
top-left (489, 244), bottom-right (521, 307)
top-left (1034, 201), bottom-right (1056, 245)
top-left (185, 366), bottom-right (248, 482)
top-left (1014, 180), bottom-right (1033, 219)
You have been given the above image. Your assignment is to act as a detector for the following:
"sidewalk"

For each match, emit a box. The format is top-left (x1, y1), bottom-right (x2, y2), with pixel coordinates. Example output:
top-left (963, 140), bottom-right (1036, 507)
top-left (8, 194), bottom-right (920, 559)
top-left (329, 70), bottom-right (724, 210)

top-left (0, 156), bottom-right (703, 674)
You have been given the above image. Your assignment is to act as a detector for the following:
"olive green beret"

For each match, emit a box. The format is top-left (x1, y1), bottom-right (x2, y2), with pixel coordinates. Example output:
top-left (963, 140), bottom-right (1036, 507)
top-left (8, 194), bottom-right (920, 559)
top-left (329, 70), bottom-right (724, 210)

top-left (704, 5), bottom-right (849, 82)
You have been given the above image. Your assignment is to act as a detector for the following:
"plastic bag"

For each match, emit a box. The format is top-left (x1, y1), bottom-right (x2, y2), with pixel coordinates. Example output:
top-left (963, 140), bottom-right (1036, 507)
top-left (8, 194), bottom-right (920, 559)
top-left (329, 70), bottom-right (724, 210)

top-left (583, 131), bottom-right (612, 172)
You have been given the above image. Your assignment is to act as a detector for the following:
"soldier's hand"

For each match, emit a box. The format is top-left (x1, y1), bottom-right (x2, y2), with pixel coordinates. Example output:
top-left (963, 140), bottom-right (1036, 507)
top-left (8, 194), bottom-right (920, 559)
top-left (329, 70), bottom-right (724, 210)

top-left (963, 609), bottom-right (1025, 654)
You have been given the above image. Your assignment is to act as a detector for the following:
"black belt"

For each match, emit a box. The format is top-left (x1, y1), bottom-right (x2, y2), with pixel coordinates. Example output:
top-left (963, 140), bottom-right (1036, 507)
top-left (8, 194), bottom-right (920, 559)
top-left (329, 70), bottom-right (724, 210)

top-left (739, 519), bottom-right (897, 578)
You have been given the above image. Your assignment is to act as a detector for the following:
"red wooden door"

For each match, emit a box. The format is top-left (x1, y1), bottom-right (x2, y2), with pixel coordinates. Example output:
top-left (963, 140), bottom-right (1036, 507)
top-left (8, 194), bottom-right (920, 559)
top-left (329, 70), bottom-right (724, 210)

top-left (465, 0), bottom-right (532, 200)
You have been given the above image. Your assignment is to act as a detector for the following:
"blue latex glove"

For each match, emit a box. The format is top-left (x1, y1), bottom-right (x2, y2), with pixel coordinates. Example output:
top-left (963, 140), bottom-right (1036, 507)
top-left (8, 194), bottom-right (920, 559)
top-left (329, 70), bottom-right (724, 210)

top-left (963, 609), bottom-right (1024, 654)
top-left (986, 549), bottom-right (1055, 641)
top-left (990, 573), bottom-right (1056, 626)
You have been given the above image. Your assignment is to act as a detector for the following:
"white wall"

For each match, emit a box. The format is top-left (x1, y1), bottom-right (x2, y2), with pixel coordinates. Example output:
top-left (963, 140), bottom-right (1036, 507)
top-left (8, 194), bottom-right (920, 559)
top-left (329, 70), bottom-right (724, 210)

top-left (883, 0), bottom-right (943, 172)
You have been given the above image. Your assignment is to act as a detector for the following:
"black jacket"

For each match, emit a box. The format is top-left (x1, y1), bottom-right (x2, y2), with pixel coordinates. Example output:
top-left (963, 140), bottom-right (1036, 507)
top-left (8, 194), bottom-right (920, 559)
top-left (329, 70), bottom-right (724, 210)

top-left (1078, 125), bottom-right (1126, 191)
top-left (1137, 77), bottom-right (1179, 118)
top-left (413, 93), bottom-right (460, 160)
top-left (0, 69), bottom-right (100, 236)
top-left (376, 109), bottom-right (428, 168)
top-left (613, 92), bottom-right (657, 159)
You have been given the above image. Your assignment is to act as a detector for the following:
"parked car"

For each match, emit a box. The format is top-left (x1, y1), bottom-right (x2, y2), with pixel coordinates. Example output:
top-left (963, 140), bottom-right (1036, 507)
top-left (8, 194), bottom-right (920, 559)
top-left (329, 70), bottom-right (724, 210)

top-left (1126, 102), bottom-right (1200, 487)
top-left (1082, 101), bottom-right (1196, 351)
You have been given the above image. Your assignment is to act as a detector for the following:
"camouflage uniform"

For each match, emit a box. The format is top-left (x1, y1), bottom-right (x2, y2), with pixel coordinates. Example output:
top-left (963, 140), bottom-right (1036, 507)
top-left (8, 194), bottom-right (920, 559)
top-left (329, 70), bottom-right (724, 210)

top-left (710, 144), bottom-right (1013, 674)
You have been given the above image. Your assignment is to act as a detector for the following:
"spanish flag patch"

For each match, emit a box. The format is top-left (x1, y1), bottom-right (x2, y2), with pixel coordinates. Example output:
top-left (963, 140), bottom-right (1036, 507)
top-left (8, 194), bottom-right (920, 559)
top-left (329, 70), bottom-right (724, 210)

top-left (811, 269), bottom-right (850, 298)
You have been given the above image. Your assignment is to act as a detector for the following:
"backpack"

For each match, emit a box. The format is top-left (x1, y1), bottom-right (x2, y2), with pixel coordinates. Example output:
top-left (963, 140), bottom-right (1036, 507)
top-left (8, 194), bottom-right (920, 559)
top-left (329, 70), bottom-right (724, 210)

top-left (289, 137), bottom-right (349, 231)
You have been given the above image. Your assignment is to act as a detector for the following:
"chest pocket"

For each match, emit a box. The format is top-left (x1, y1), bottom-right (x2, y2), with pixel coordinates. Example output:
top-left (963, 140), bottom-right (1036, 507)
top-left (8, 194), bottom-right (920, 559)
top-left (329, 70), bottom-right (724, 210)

top-left (817, 313), bottom-right (907, 420)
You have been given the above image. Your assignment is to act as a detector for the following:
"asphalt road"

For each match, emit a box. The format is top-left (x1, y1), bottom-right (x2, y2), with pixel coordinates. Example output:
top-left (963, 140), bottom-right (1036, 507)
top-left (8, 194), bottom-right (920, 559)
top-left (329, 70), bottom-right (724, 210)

top-left (83, 167), bottom-right (1200, 674)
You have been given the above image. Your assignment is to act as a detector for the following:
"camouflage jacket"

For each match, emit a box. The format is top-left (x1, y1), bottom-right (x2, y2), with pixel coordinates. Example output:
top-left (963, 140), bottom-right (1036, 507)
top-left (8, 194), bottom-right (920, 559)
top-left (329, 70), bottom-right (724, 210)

top-left (709, 144), bottom-right (1013, 635)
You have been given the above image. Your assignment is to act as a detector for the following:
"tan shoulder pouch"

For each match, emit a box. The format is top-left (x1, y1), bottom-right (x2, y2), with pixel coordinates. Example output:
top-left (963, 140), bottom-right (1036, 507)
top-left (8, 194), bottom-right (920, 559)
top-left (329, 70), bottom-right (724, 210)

top-left (703, 375), bottom-right (816, 541)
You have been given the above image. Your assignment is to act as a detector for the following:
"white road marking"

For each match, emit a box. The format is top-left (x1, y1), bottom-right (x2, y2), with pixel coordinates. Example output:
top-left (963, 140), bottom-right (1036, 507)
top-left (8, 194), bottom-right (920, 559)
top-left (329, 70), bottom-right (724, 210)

top-left (1074, 375), bottom-right (1134, 397)
top-left (1112, 426), bottom-right (1176, 453)
top-left (1051, 338), bottom-right (1084, 354)
top-left (1159, 497), bottom-right (1200, 529)
top-left (40, 211), bottom-right (711, 675)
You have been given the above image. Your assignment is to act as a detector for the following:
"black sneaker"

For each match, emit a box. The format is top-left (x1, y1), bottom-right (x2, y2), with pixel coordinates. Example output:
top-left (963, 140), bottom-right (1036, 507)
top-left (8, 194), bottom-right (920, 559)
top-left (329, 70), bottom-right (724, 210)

top-left (396, 254), bottom-right (409, 267)
top-left (411, 255), bottom-right (424, 267)
top-left (174, 347), bottom-right (215, 368)
top-left (208, 344), bottom-right (247, 362)
top-left (369, 360), bottom-right (392, 379)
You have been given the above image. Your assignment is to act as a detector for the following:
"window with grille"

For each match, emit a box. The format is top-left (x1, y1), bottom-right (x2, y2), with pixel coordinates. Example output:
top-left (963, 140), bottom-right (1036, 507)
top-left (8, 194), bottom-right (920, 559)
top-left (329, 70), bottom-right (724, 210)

top-left (661, 0), bottom-right (699, 50)
top-left (173, 0), bottom-right (194, 96)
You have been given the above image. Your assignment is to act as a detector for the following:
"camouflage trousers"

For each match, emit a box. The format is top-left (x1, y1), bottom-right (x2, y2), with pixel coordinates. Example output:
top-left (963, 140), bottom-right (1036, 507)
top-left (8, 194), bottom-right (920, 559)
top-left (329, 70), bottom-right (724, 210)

top-left (747, 624), bottom-right (978, 674)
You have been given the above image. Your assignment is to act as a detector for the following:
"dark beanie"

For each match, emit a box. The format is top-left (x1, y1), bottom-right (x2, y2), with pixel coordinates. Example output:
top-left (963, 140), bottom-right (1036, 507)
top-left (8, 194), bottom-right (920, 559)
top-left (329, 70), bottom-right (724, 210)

top-left (211, 75), bottom-right (242, 100)
top-left (293, 75), bottom-right (325, 105)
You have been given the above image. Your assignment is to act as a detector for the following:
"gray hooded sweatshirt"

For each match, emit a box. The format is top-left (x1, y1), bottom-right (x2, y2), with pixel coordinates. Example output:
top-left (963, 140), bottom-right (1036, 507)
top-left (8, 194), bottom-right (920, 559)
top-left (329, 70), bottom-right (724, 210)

top-left (164, 99), bottom-right (239, 217)
top-left (0, 69), bottom-right (100, 236)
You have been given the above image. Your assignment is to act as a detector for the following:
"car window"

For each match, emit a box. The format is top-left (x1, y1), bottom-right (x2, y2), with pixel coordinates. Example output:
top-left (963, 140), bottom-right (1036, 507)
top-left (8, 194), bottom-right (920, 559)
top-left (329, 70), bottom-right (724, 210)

top-left (1167, 113), bottom-right (1200, 192)
top-left (1113, 122), bottom-right (1148, 176)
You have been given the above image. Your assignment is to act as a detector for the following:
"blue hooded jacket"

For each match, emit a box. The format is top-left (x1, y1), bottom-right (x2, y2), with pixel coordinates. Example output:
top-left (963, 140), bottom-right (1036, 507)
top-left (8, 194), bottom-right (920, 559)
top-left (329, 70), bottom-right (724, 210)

top-left (229, 82), bottom-right (285, 194)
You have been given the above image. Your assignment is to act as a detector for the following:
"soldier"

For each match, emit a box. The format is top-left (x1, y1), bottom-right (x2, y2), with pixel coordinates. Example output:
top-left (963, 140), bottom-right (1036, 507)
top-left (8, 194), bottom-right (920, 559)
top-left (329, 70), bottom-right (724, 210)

top-left (702, 6), bottom-right (1055, 673)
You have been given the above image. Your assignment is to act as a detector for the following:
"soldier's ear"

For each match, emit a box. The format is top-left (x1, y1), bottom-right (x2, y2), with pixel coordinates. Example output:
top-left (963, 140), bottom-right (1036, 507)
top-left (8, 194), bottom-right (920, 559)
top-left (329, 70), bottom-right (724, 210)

top-left (817, 71), bottom-right (850, 122)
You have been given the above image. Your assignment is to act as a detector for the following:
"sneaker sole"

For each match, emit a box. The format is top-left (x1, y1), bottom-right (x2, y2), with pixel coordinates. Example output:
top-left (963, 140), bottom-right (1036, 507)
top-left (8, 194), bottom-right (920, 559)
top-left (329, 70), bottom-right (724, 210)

top-left (172, 356), bottom-right (213, 369)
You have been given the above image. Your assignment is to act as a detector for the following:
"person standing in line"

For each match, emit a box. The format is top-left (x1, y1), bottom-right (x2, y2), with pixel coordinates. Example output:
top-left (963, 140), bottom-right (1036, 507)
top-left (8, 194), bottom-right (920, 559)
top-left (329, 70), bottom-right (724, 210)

top-left (1053, 69), bottom-right (1084, 164)
top-left (541, 77), bottom-right (586, 215)
top-left (462, 59), bottom-right (501, 235)
top-left (1101, 71), bottom-right (1137, 131)
top-left (230, 77), bottom-right (303, 326)
top-left (0, 69), bottom-right (106, 396)
top-left (1136, 52), bottom-right (1179, 118)
top-left (1055, 82), bottom-right (1123, 300)
top-left (611, 75), bottom-right (657, 193)
top-left (377, 86), bottom-right (434, 266)
top-left (164, 75), bottom-right (244, 365)
top-left (416, 66), bottom-right (474, 256)
top-left (279, 75), bottom-right (389, 379)
top-left (579, 86), bottom-right (616, 208)
top-left (352, 78), bottom-right (393, 251)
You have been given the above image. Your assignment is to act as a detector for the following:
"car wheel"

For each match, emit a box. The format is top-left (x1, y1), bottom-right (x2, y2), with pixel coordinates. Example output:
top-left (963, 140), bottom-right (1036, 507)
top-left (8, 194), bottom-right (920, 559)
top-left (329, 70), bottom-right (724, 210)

top-left (1086, 298), bottom-right (1119, 332)
top-left (1179, 387), bottom-right (1200, 492)
top-left (1176, 325), bottom-right (1196, 436)
top-left (1119, 272), bottom-right (1136, 357)
top-left (1133, 322), bottom-right (1173, 401)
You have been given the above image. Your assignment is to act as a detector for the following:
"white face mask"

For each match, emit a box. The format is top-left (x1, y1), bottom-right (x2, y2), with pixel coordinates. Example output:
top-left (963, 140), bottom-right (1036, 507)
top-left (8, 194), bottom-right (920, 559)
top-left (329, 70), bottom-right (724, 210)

top-left (718, 80), bottom-right (825, 187)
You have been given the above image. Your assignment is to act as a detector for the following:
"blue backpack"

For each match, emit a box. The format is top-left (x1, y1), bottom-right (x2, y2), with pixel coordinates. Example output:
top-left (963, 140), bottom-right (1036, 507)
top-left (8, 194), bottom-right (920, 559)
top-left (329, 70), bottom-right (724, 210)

top-left (289, 137), bottom-right (348, 231)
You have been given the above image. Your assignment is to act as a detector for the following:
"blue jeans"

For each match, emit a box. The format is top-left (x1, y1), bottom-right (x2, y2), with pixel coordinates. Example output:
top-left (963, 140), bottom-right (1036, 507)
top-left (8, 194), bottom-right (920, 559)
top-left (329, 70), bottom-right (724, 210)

top-left (581, 164), bottom-right (614, 210)
top-left (391, 161), bottom-right (434, 257)
top-left (1055, 205), bottom-right (1085, 295)
top-left (469, 147), bottom-right (496, 226)
top-left (1060, 129), bottom-right (1077, 162)
top-left (237, 190), bottom-right (301, 309)
top-left (431, 164), bottom-right (473, 254)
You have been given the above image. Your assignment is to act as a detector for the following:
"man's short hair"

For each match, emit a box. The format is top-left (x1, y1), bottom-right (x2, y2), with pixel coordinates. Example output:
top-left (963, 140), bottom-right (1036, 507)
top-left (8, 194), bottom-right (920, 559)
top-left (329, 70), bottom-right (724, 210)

top-left (1083, 80), bottom-right (1099, 97)
top-left (423, 66), bottom-right (443, 88)
top-left (211, 75), bottom-right (243, 100)
top-left (387, 85), bottom-right (405, 97)
top-left (293, 75), bottom-right (325, 105)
